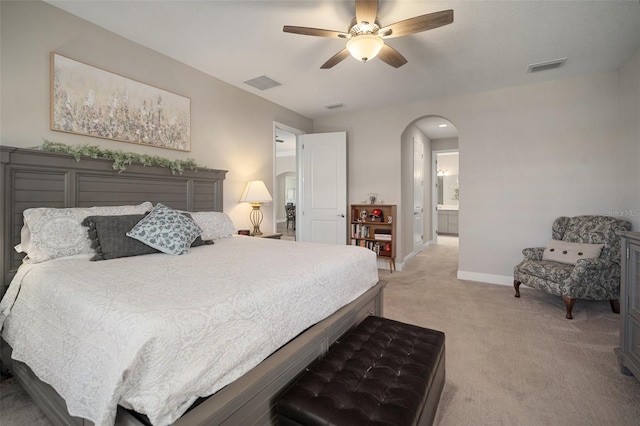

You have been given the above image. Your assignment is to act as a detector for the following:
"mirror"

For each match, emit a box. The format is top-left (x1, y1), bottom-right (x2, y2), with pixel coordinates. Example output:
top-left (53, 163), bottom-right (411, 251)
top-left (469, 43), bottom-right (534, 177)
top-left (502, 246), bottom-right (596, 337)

top-left (438, 175), bottom-right (459, 206)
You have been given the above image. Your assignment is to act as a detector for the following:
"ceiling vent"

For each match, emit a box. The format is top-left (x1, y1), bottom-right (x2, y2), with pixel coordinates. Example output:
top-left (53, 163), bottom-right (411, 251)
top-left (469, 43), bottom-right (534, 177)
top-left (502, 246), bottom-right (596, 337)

top-left (323, 102), bottom-right (344, 110)
top-left (527, 58), bottom-right (567, 73)
top-left (243, 75), bottom-right (281, 91)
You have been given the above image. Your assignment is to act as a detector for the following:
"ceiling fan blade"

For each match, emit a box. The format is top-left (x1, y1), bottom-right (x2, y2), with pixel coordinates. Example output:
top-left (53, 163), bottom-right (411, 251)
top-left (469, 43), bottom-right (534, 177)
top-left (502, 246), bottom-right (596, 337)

top-left (321, 48), bottom-right (351, 69)
top-left (355, 0), bottom-right (379, 26)
top-left (378, 9), bottom-right (453, 38)
top-left (283, 26), bottom-right (350, 38)
top-left (377, 44), bottom-right (407, 68)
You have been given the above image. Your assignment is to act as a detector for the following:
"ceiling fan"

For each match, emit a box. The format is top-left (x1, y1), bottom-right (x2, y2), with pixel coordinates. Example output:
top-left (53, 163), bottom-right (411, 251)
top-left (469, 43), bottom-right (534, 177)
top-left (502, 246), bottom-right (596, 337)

top-left (283, 0), bottom-right (453, 69)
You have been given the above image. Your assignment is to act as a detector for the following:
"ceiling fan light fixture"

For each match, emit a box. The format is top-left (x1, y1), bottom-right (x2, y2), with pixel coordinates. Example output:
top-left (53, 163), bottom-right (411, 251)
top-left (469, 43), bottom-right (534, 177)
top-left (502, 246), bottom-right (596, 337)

top-left (346, 34), bottom-right (384, 62)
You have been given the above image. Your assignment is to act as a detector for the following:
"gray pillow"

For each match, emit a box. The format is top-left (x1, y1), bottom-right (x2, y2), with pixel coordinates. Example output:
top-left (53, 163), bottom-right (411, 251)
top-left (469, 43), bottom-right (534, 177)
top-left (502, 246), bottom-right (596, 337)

top-left (83, 214), bottom-right (160, 261)
top-left (83, 213), bottom-right (213, 261)
top-left (126, 203), bottom-right (203, 255)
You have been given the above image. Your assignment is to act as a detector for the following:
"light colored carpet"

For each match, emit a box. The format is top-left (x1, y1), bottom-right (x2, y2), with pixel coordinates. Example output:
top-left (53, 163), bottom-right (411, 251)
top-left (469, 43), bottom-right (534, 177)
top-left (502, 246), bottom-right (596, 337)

top-left (382, 244), bottom-right (640, 426)
top-left (2, 243), bottom-right (639, 425)
top-left (0, 376), bottom-right (50, 425)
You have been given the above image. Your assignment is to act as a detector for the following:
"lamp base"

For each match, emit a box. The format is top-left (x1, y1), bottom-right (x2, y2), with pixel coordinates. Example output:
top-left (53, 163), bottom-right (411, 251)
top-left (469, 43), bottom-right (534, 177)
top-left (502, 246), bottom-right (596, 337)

top-left (249, 203), bottom-right (263, 236)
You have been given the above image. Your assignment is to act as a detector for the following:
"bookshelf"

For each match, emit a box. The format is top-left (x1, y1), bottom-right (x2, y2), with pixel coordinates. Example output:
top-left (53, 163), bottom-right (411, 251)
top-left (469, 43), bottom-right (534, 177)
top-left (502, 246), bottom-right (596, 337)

top-left (349, 204), bottom-right (396, 272)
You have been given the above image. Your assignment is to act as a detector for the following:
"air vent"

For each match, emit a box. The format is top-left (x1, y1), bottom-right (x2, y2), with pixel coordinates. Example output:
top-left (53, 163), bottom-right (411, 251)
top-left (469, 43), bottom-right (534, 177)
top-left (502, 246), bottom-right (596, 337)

top-left (323, 102), bottom-right (344, 110)
top-left (243, 75), bottom-right (282, 91)
top-left (527, 58), bottom-right (567, 73)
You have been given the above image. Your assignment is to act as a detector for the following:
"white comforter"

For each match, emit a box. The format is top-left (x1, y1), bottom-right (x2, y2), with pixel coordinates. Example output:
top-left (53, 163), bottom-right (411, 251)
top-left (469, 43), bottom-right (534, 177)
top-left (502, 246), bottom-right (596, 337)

top-left (0, 236), bottom-right (378, 426)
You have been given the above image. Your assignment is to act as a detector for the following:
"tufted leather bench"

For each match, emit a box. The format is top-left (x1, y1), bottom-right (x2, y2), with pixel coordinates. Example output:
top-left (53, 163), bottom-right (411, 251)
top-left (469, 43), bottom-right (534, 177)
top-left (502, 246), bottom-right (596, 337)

top-left (277, 316), bottom-right (445, 426)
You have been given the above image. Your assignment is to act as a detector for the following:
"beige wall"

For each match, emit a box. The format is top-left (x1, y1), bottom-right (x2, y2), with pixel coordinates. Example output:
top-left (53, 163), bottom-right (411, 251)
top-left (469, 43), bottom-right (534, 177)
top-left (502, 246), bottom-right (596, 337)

top-left (618, 49), bottom-right (640, 225)
top-left (315, 64), bottom-right (640, 284)
top-left (2, 2), bottom-right (638, 283)
top-left (432, 138), bottom-right (459, 152)
top-left (0, 1), bottom-right (312, 232)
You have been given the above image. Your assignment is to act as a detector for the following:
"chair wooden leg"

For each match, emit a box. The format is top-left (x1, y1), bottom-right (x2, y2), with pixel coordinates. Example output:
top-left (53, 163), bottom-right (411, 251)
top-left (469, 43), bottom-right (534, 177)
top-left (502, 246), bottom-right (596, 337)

top-left (610, 299), bottom-right (620, 314)
top-left (563, 295), bottom-right (575, 319)
top-left (513, 280), bottom-right (521, 298)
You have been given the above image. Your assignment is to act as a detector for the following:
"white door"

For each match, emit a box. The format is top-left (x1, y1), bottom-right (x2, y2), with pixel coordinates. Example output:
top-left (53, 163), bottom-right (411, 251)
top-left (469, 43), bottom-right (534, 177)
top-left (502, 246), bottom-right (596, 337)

top-left (298, 132), bottom-right (347, 245)
top-left (413, 138), bottom-right (424, 251)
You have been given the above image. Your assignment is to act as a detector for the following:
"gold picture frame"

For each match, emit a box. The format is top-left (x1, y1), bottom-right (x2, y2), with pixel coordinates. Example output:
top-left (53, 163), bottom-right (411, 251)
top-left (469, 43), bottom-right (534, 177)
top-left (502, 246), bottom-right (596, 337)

top-left (51, 53), bottom-right (191, 151)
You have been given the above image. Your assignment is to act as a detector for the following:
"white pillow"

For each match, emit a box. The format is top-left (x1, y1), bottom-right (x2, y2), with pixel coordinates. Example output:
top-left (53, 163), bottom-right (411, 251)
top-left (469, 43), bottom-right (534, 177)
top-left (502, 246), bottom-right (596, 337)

top-left (16, 202), bottom-right (153, 263)
top-left (188, 211), bottom-right (236, 240)
top-left (542, 240), bottom-right (604, 265)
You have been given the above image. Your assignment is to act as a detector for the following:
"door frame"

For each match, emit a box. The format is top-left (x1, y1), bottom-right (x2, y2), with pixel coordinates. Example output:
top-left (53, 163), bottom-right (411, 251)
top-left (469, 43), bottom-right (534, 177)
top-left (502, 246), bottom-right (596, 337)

top-left (431, 149), bottom-right (458, 244)
top-left (273, 122), bottom-right (305, 238)
top-left (413, 137), bottom-right (425, 254)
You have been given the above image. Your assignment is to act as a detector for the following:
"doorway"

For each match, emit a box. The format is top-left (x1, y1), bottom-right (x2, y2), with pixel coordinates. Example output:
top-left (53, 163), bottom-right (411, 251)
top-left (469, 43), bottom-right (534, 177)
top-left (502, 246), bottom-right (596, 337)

top-left (433, 150), bottom-right (459, 246)
top-left (273, 124), bottom-right (348, 245)
top-left (401, 115), bottom-right (459, 264)
top-left (274, 123), bottom-right (303, 241)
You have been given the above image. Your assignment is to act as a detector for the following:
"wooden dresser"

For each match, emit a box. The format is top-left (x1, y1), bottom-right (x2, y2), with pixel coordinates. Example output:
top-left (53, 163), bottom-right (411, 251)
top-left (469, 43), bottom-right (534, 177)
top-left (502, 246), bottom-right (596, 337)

top-left (617, 231), bottom-right (640, 380)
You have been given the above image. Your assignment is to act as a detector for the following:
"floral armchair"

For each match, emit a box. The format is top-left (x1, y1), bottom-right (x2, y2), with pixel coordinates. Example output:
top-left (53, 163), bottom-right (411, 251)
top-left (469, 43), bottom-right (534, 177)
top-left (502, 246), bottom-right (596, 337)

top-left (514, 215), bottom-right (631, 319)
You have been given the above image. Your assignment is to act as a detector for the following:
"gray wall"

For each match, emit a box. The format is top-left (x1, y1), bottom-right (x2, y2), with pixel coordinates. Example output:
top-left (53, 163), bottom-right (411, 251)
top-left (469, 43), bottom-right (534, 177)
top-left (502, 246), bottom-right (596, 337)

top-left (0, 1), bottom-right (312, 232)
top-left (315, 56), bottom-right (640, 284)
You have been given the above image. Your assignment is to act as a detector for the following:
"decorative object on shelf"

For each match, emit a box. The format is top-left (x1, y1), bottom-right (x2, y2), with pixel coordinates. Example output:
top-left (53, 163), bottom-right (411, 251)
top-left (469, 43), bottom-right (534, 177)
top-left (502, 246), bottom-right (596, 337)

top-left (40, 140), bottom-right (200, 174)
top-left (359, 209), bottom-right (367, 222)
top-left (368, 193), bottom-right (377, 204)
top-left (370, 208), bottom-right (383, 222)
top-left (240, 180), bottom-right (273, 236)
top-left (387, 216), bottom-right (393, 224)
top-left (51, 53), bottom-right (191, 151)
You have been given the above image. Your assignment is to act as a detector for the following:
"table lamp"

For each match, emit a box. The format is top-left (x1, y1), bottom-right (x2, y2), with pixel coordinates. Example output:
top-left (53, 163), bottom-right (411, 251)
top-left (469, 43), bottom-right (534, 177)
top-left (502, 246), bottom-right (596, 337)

top-left (239, 180), bottom-right (273, 235)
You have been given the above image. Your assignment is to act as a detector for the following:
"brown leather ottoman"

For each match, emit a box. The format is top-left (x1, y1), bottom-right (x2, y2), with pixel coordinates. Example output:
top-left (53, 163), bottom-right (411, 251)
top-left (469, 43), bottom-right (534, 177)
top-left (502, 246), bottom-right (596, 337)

top-left (277, 316), bottom-right (445, 426)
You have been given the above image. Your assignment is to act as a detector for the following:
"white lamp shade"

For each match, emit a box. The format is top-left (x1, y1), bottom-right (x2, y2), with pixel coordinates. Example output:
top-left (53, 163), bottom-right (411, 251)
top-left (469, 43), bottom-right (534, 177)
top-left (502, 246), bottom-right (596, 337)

top-left (346, 34), bottom-right (384, 62)
top-left (239, 180), bottom-right (273, 203)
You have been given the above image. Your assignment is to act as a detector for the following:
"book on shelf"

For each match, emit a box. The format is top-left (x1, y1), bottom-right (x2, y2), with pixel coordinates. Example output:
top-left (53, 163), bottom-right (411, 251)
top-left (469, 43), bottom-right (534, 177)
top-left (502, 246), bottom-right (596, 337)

top-left (374, 229), bottom-right (392, 240)
top-left (374, 234), bottom-right (392, 240)
top-left (351, 239), bottom-right (381, 255)
top-left (351, 224), bottom-right (370, 238)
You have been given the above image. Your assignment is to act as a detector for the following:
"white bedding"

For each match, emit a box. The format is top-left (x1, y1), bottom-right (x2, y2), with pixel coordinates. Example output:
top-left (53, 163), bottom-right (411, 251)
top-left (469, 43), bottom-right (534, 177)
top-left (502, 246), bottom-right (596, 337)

top-left (0, 236), bottom-right (378, 426)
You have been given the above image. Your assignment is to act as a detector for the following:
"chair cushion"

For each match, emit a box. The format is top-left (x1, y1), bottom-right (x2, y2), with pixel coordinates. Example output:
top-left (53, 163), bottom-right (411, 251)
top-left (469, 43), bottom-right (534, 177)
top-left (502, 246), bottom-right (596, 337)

top-left (516, 259), bottom-right (574, 282)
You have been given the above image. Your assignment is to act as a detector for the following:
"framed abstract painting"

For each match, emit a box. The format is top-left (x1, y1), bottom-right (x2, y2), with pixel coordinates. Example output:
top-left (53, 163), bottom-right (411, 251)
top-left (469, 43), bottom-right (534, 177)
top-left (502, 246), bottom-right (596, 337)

top-left (51, 53), bottom-right (191, 151)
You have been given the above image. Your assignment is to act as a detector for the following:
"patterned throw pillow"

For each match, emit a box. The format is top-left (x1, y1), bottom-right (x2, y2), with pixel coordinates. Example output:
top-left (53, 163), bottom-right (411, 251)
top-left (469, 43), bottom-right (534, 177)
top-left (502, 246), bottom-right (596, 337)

top-left (16, 202), bottom-right (153, 263)
top-left (126, 204), bottom-right (203, 255)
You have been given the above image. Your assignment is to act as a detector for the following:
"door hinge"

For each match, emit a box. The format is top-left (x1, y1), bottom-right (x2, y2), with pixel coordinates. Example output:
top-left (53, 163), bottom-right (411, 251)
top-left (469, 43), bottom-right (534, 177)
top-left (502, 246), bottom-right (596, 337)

top-left (627, 247), bottom-right (630, 260)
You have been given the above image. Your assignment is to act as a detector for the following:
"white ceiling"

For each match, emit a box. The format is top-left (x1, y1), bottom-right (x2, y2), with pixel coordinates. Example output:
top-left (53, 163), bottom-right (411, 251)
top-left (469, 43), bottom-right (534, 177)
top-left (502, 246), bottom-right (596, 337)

top-left (46, 1), bottom-right (640, 121)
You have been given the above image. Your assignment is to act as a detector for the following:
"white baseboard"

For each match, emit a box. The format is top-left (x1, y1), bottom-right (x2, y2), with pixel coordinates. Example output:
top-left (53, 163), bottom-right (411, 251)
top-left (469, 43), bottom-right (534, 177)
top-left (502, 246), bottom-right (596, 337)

top-left (402, 241), bottom-right (432, 265)
top-left (457, 271), bottom-right (513, 286)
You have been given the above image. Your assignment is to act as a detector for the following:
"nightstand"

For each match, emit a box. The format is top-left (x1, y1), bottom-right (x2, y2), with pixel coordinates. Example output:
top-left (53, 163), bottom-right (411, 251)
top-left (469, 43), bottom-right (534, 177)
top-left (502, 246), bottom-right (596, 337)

top-left (252, 233), bottom-right (283, 240)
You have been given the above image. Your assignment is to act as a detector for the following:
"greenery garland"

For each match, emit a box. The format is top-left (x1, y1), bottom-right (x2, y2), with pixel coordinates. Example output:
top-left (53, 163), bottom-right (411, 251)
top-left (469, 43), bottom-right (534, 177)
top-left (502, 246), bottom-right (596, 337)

top-left (40, 140), bottom-right (201, 174)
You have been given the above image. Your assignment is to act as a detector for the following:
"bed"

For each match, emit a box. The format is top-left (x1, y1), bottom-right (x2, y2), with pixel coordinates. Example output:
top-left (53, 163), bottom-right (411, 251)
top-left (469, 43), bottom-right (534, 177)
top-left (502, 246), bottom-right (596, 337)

top-left (0, 146), bottom-right (385, 426)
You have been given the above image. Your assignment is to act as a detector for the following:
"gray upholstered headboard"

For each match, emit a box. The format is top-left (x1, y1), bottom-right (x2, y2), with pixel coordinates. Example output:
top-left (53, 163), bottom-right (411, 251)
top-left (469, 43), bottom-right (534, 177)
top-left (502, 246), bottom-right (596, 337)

top-left (1, 146), bottom-right (227, 289)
